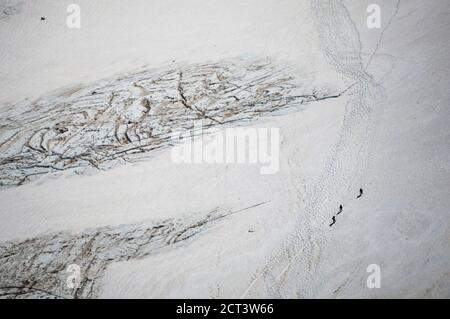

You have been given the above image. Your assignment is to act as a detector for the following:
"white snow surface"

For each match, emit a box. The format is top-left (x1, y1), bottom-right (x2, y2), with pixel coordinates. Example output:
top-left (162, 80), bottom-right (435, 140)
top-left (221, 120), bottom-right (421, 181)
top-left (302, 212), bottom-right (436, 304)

top-left (0, 0), bottom-right (449, 298)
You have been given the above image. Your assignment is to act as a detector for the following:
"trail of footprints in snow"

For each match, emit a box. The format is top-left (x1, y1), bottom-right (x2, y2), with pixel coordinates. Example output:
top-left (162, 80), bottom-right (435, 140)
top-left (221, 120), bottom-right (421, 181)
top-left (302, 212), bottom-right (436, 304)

top-left (0, 208), bottom-right (236, 299)
top-left (0, 58), bottom-right (344, 188)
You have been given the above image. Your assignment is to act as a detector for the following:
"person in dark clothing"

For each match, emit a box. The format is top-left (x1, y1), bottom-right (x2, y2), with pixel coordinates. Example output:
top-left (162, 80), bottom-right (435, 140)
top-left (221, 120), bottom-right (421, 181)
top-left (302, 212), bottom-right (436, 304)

top-left (337, 204), bottom-right (343, 215)
top-left (357, 188), bottom-right (363, 199)
top-left (329, 216), bottom-right (336, 227)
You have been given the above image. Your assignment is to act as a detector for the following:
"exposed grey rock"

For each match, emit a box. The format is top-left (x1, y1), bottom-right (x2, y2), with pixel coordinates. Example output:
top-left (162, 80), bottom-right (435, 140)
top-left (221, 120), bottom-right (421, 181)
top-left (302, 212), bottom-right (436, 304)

top-left (0, 206), bottom-right (253, 299)
top-left (0, 58), bottom-right (344, 188)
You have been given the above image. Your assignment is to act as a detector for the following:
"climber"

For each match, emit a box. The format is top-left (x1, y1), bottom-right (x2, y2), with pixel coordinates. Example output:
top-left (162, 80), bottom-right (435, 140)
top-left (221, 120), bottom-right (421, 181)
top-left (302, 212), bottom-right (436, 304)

top-left (329, 216), bottom-right (336, 227)
top-left (357, 188), bottom-right (363, 199)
